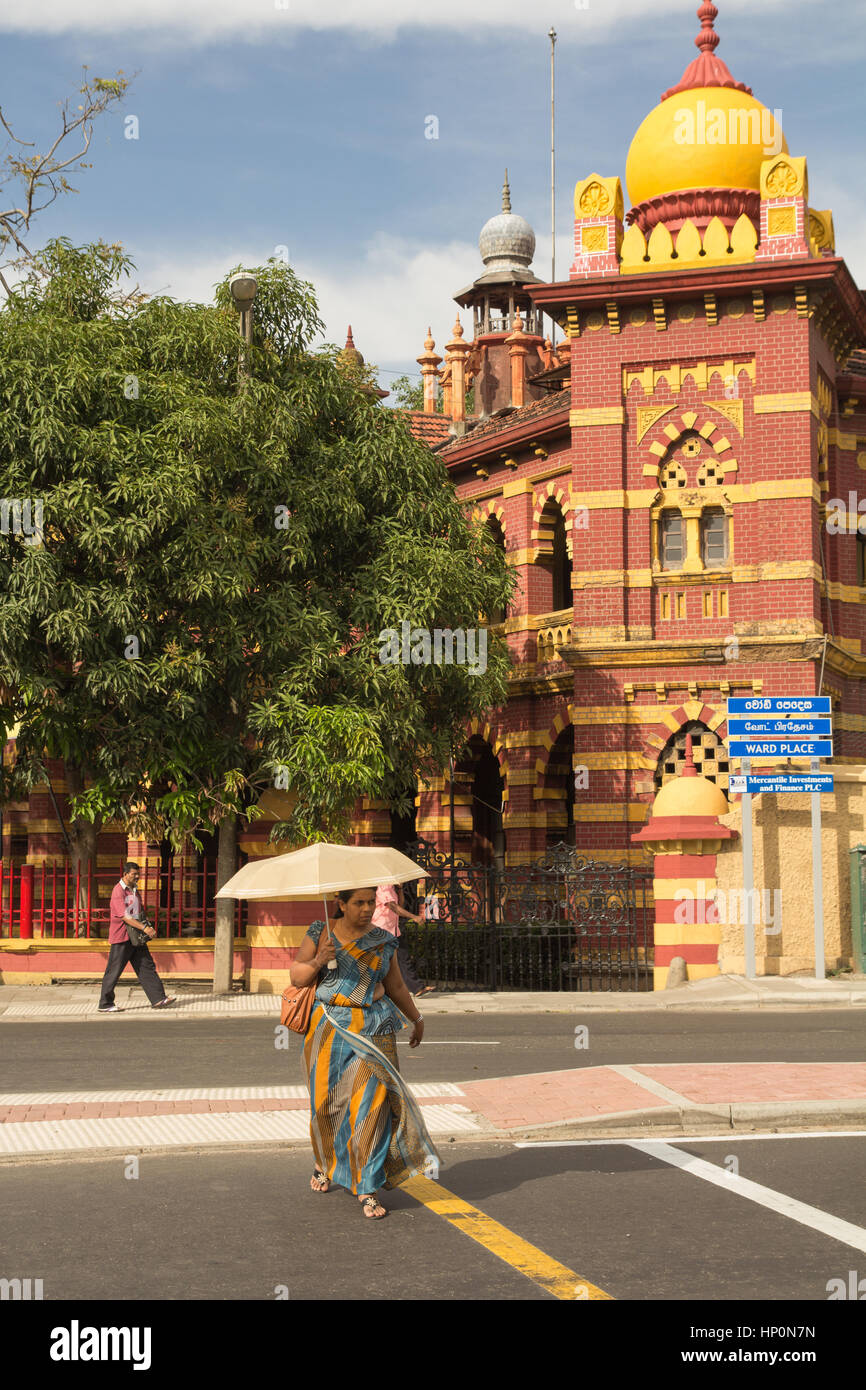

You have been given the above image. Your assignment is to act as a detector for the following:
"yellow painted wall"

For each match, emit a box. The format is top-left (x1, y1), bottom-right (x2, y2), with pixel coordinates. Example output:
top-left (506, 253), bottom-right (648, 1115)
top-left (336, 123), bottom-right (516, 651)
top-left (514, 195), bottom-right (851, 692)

top-left (715, 767), bottom-right (866, 975)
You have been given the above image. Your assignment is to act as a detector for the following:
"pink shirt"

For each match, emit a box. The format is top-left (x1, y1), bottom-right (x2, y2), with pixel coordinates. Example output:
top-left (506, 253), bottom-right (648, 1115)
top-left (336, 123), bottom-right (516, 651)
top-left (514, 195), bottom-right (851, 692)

top-left (109, 880), bottom-right (143, 944)
top-left (371, 883), bottom-right (400, 935)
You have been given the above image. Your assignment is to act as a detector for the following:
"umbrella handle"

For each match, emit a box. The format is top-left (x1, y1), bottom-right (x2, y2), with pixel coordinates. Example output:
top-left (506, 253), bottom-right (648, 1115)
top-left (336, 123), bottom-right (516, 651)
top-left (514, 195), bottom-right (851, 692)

top-left (323, 898), bottom-right (337, 969)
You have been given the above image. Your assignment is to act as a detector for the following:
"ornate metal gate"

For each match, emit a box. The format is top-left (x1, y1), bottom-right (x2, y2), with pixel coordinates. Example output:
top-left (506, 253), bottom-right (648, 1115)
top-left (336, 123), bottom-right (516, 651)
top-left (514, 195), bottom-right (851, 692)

top-left (399, 841), bottom-right (653, 992)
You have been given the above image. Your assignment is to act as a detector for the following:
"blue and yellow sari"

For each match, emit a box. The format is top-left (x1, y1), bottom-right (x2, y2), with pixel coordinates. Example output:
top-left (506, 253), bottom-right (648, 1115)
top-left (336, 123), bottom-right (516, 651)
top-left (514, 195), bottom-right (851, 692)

top-left (302, 920), bottom-right (441, 1194)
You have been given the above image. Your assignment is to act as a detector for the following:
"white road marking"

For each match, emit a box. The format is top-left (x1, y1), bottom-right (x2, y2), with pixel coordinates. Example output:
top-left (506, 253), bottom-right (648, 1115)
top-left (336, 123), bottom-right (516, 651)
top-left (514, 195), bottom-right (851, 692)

top-left (0, 1082), bottom-right (465, 1106)
top-left (514, 1132), bottom-right (866, 1147)
top-left (0, 1103), bottom-right (479, 1156)
top-left (514, 1135), bottom-right (866, 1255)
top-left (1, 997), bottom-right (282, 1017)
top-left (628, 1139), bottom-right (866, 1254)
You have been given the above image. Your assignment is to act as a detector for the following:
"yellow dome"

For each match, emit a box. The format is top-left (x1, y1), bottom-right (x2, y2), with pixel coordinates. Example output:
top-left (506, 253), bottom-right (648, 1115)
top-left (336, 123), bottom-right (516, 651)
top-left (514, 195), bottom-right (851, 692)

top-left (652, 772), bottom-right (729, 820)
top-left (626, 87), bottom-right (787, 207)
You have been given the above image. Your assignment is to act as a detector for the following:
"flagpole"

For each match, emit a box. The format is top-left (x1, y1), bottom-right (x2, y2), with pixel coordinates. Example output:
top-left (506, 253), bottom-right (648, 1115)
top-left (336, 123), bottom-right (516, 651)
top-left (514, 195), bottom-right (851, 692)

top-left (549, 26), bottom-right (557, 348)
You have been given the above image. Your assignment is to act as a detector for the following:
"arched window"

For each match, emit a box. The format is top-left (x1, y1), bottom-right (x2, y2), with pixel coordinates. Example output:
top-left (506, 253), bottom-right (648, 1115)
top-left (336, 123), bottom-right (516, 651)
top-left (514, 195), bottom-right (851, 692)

top-left (485, 517), bottom-right (506, 624)
top-left (701, 508), bottom-right (729, 568)
top-left (659, 510), bottom-right (684, 570)
top-left (552, 508), bottom-right (570, 610)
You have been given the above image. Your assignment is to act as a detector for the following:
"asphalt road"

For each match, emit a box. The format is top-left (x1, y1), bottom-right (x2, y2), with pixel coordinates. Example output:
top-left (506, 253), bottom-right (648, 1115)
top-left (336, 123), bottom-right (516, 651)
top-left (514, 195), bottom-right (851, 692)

top-left (1, 1136), bottom-right (864, 1304)
top-left (0, 1011), bottom-right (864, 1090)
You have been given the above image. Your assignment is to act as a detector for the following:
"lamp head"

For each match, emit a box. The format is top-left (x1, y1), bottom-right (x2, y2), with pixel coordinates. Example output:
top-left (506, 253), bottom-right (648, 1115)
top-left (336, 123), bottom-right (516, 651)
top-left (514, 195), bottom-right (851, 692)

top-left (229, 272), bottom-right (257, 312)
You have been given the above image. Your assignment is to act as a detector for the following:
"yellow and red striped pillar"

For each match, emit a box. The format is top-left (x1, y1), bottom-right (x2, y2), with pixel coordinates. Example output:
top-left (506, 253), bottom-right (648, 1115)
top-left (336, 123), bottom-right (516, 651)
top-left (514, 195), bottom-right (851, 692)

top-left (632, 735), bottom-right (738, 990)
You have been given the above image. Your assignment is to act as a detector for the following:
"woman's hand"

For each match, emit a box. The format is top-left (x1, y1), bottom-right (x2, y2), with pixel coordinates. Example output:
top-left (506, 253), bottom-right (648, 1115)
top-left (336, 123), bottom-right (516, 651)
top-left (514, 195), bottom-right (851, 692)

top-left (315, 938), bottom-right (337, 968)
top-left (409, 1018), bottom-right (424, 1048)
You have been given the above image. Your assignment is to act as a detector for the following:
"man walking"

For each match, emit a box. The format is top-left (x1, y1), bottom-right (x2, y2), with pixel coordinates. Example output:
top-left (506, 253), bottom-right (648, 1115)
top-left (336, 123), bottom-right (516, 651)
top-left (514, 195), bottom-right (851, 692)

top-left (98, 862), bottom-right (176, 1013)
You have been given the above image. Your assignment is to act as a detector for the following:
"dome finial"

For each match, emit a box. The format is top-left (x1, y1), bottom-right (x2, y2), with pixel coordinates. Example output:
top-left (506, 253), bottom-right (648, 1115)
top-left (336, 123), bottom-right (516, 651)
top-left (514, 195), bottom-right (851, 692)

top-left (695, 2), bottom-right (720, 55)
top-left (502, 169), bottom-right (511, 214)
top-left (683, 733), bottom-right (698, 778)
top-left (660, 0), bottom-right (751, 101)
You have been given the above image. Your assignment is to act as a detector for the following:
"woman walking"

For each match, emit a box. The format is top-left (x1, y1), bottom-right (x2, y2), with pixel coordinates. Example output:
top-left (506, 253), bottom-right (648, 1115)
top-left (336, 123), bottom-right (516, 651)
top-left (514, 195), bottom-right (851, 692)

top-left (372, 880), bottom-right (437, 997)
top-left (290, 885), bottom-right (440, 1219)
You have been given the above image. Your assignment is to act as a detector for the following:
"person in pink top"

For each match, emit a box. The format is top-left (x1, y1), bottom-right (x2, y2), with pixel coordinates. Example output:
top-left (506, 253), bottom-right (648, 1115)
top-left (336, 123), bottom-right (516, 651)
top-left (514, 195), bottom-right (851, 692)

top-left (97, 862), bottom-right (176, 1013)
top-left (372, 881), bottom-right (436, 996)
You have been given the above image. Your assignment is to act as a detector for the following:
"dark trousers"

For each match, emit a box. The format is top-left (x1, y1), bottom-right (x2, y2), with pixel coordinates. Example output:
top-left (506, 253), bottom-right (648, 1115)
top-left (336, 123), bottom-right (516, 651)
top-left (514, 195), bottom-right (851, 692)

top-left (396, 934), bottom-right (423, 994)
top-left (99, 941), bottom-right (166, 1007)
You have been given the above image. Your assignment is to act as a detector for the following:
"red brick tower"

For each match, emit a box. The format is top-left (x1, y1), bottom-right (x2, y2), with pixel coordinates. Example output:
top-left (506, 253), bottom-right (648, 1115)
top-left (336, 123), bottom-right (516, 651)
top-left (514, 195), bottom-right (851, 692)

top-left (417, 0), bottom-right (866, 866)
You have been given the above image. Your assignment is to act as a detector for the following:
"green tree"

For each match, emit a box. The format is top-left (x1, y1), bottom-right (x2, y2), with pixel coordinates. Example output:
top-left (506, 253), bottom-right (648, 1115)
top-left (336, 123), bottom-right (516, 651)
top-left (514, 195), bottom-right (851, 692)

top-left (390, 374), bottom-right (426, 410)
top-left (0, 242), bottom-right (513, 985)
top-left (0, 67), bottom-right (131, 289)
top-left (389, 372), bottom-right (474, 416)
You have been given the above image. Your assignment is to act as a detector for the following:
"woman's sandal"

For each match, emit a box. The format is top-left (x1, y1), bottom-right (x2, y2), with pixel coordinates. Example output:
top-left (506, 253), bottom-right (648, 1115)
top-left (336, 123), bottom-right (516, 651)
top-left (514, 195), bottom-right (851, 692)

top-left (310, 1169), bottom-right (330, 1193)
top-left (360, 1195), bottom-right (387, 1219)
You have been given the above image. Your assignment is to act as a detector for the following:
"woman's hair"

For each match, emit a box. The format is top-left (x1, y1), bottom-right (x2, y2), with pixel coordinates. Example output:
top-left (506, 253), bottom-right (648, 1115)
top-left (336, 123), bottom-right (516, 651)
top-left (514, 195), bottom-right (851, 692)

top-left (332, 888), bottom-right (363, 920)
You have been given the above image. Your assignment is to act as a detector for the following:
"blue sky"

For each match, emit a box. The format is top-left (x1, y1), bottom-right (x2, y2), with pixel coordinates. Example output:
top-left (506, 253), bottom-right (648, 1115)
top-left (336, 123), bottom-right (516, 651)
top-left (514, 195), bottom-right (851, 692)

top-left (2, 0), bottom-right (864, 392)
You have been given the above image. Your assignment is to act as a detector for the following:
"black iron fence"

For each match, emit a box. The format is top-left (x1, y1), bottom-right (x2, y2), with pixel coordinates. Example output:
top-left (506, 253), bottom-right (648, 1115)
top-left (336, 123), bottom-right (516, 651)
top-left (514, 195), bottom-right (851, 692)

top-left (400, 840), bottom-right (654, 992)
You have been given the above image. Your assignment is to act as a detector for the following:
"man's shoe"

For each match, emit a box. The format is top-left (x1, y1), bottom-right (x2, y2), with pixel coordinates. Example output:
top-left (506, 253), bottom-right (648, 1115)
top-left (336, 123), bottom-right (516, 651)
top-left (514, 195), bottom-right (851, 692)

top-left (98, 1004), bottom-right (122, 1013)
top-left (152, 996), bottom-right (177, 1009)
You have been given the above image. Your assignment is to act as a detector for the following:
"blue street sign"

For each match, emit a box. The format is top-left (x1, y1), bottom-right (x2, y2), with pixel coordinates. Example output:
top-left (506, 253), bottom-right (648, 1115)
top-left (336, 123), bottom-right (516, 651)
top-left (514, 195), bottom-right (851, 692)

top-left (729, 774), bottom-right (834, 794)
top-left (728, 739), bottom-right (833, 758)
top-left (727, 718), bottom-right (832, 738)
top-left (726, 696), bottom-right (831, 715)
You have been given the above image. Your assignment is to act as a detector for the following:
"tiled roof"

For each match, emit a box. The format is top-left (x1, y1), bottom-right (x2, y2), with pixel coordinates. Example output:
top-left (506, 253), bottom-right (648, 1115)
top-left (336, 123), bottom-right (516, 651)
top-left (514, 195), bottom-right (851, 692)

top-left (439, 390), bottom-right (569, 454)
top-left (397, 410), bottom-right (453, 446)
top-left (845, 348), bottom-right (866, 377)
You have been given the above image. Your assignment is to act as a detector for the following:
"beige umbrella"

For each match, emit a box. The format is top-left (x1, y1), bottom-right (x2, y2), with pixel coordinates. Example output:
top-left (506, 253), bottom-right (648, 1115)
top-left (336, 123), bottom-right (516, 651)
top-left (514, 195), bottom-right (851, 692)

top-left (215, 843), bottom-right (428, 970)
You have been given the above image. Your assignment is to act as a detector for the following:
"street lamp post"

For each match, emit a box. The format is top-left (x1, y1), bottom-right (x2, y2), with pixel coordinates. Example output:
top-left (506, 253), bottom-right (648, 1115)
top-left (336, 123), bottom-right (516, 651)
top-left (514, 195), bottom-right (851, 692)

top-left (229, 272), bottom-right (257, 380)
top-left (212, 271), bottom-right (258, 995)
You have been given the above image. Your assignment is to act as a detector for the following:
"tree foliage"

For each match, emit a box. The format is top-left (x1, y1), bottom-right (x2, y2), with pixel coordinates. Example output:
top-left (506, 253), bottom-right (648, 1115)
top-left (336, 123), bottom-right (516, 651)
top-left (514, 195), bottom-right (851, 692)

top-left (0, 242), bottom-right (514, 854)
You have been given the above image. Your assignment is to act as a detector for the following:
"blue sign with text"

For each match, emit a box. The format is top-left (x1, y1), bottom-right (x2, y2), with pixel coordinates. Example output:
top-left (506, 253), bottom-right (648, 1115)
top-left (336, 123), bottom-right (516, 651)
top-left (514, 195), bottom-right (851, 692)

top-left (727, 718), bottom-right (832, 738)
top-left (726, 697), bottom-right (831, 716)
top-left (728, 739), bottom-right (833, 758)
top-left (729, 774), bottom-right (834, 794)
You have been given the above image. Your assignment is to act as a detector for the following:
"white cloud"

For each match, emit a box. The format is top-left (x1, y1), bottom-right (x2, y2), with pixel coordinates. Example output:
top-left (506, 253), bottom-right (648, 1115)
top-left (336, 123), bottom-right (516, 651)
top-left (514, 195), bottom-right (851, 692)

top-left (0, 0), bottom-right (802, 40)
top-left (129, 232), bottom-right (487, 378)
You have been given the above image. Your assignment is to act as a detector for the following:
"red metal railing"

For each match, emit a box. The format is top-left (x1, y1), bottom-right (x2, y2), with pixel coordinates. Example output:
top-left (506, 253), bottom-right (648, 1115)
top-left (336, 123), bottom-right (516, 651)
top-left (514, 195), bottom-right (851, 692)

top-left (0, 860), bottom-right (247, 940)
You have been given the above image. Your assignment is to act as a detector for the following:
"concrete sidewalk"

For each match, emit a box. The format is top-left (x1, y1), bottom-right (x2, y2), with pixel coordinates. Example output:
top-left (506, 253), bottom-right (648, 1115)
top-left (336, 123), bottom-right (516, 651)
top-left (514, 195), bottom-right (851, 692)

top-left (1, 1061), bottom-right (865, 1163)
top-left (1, 972), bottom-right (866, 1019)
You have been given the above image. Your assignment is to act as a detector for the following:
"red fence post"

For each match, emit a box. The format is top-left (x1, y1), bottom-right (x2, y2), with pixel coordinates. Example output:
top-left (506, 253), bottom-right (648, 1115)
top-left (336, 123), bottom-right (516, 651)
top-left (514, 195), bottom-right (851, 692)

top-left (19, 864), bottom-right (34, 939)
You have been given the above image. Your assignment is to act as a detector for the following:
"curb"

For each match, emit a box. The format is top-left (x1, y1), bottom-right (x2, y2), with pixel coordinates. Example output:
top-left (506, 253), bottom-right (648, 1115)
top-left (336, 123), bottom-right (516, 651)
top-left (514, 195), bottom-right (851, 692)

top-left (1, 1101), bottom-right (863, 1166)
top-left (3, 995), bottom-right (866, 1020)
top-left (502, 1098), bottom-right (866, 1142)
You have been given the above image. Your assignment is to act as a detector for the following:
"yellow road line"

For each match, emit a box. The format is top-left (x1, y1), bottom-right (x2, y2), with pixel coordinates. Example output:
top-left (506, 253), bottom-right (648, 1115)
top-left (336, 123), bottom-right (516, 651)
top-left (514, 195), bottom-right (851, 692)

top-left (399, 1175), bottom-right (614, 1301)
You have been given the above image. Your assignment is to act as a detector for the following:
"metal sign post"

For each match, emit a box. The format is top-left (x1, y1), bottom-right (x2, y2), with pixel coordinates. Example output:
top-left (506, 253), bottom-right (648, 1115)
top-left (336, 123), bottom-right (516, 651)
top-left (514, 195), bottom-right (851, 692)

top-left (811, 755), bottom-right (825, 981)
top-left (741, 755), bottom-right (755, 979)
top-left (727, 697), bottom-right (832, 982)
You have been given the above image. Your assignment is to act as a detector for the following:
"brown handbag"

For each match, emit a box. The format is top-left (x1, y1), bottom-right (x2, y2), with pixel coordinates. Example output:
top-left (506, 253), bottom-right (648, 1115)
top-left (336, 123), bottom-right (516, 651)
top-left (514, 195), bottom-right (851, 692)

top-left (281, 941), bottom-right (326, 1034)
top-left (280, 981), bottom-right (317, 1034)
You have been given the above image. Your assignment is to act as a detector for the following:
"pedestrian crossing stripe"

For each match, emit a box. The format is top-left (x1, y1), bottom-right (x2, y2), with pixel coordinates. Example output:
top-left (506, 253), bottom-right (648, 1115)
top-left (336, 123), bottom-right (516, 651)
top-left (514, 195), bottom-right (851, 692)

top-left (399, 1175), bottom-right (614, 1301)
